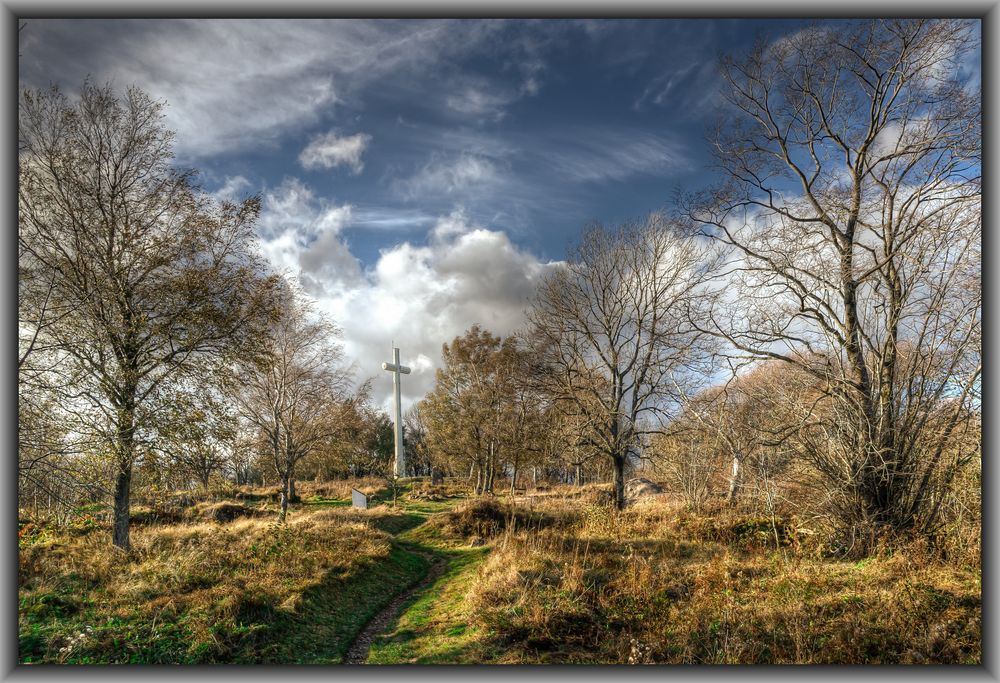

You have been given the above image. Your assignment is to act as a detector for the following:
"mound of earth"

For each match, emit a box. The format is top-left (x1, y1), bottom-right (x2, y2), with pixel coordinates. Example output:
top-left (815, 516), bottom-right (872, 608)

top-left (197, 502), bottom-right (264, 523)
top-left (625, 478), bottom-right (663, 502)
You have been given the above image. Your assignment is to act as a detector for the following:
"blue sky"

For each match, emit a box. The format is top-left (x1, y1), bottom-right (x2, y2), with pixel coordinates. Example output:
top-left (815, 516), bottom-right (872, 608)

top-left (18, 18), bottom-right (979, 411)
top-left (19, 20), bottom-right (812, 259)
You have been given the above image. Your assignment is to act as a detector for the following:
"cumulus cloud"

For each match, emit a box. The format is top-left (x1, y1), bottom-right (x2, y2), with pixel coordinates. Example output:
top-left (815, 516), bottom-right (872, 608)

top-left (429, 207), bottom-right (473, 242)
top-left (251, 180), bottom-right (552, 412)
top-left (255, 178), bottom-right (362, 293)
top-left (299, 131), bottom-right (372, 173)
top-left (264, 203), bottom-right (554, 414)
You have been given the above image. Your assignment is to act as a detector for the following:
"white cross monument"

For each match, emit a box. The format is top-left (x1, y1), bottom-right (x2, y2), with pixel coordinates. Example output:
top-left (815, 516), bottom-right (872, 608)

top-left (381, 345), bottom-right (411, 478)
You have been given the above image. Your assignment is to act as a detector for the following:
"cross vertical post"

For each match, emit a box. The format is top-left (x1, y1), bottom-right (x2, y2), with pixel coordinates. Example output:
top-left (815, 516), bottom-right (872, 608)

top-left (381, 346), bottom-right (411, 479)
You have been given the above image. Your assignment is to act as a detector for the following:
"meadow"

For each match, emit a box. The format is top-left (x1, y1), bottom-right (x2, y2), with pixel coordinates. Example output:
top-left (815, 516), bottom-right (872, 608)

top-left (18, 478), bottom-right (981, 665)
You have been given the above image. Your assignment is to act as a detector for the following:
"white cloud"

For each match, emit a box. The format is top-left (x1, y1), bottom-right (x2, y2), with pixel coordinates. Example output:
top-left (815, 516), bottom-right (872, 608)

top-left (267, 206), bottom-right (554, 414)
top-left (256, 178), bottom-right (362, 293)
top-left (445, 87), bottom-right (515, 120)
top-left (19, 19), bottom-right (503, 159)
top-left (538, 127), bottom-right (691, 182)
top-left (299, 131), bottom-right (372, 173)
top-left (350, 208), bottom-right (436, 232)
top-left (210, 175), bottom-right (253, 203)
top-left (429, 207), bottom-right (473, 242)
top-left (252, 183), bottom-right (553, 413)
top-left (634, 61), bottom-right (723, 116)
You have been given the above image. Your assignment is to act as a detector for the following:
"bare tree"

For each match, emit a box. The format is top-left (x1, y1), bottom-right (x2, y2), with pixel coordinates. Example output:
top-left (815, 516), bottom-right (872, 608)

top-left (18, 82), bottom-right (276, 549)
top-left (649, 429), bottom-right (720, 512)
top-left (526, 214), bottom-right (718, 510)
top-left (686, 19), bottom-right (981, 539)
top-left (231, 283), bottom-right (352, 522)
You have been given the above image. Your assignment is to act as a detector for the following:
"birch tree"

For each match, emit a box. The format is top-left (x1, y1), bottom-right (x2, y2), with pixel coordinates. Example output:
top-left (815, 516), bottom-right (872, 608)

top-left (231, 284), bottom-right (351, 521)
top-left (18, 82), bottom-right (276, 549)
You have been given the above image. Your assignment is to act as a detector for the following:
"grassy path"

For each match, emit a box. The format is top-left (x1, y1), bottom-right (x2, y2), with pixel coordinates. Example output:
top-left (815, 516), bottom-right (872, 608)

top-left (333, 492), bottom-right (490, 665)
top-left (310, 490), bottom-right (493, 665)
top-left (364, 542), bottom-right (489, 664)
top-left (255, 542), bottom-right (431, 664)
top-left (344, 552), bottom-right (448, 663)
top-left (357, 517), bottom-right (491, 664)
top-left (18, 487), bottom-right (488, 664)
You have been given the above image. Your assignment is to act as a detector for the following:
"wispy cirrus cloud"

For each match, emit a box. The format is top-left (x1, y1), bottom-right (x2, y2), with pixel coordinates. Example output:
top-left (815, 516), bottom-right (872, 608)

top-left (18, 19), bottom-right (509, 159)
top-left (533, 127), bottom-right (692, 183)
top-left (349, 207), bottom-right (437, 232)
top-left (394, 152), bottom-right (503, 199)
top-left (445, 86), bottom-right (519, 121)
top-left (442, 65), bottom-right (544, 122)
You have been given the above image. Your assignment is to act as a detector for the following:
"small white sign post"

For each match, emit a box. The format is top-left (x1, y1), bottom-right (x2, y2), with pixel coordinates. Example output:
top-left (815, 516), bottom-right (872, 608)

top-left (351, 488), bottom-right (368, 509)
top-left (381, 345), bottom-right (411, 479)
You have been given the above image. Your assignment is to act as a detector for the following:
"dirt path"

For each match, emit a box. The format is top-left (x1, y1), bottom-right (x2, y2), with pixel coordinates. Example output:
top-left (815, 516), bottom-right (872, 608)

top-left (344, 552), bottom-right (448, 664)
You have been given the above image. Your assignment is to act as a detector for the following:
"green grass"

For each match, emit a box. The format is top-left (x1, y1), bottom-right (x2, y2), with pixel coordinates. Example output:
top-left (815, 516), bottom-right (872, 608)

top-left (19, 483), bottom-right (474, 665)
top-left (20, 544), bottom-right (433, 664)
top-left (23, 487), bottom-right (980, 665)
top-left (248, 544), bottom-right (432, 663)
top-left (366, 546), bottom-right (489, 664)
top-left (302, 496), bottom-right (351, 507)
top-left (18, 488), bottom-right (474, 664)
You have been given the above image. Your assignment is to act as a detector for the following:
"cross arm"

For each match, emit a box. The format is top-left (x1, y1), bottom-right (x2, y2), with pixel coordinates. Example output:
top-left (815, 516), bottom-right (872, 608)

top-left (382, 362), bottom-right (411, 374)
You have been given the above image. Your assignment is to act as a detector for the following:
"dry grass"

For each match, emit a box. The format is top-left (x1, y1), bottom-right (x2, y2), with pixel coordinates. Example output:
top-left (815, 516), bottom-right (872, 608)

top-left (296, 477), bottom-right (386, 500)
top-left (408, 480), bottom-right (470, 501)
top-left (19, 503), bottom-right (397, 663)
top-left (434, 498), bottom-right (576, 541)
top-left (20, 480), bottom-right (980, 665)
top-left (462, 494), bottom-right (981, 664)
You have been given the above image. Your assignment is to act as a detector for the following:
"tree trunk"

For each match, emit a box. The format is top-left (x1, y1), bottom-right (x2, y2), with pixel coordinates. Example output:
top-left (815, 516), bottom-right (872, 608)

top-left (279, 473), bottom-right (290, 522)
top-left (575, 463), bottom-right (584, 486)
top-left (485, 459), bottom-right (495, 494)
top-left (289, 476), bottom-right (297, 502)
top-left (111, 396), bottom-right (137, 550)
top-left (112, 463), bottom-right (132, 550)
top-left (510, 464), bottom-right (518, 495)
top-left (612, 454), bottom-right (626, 511)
